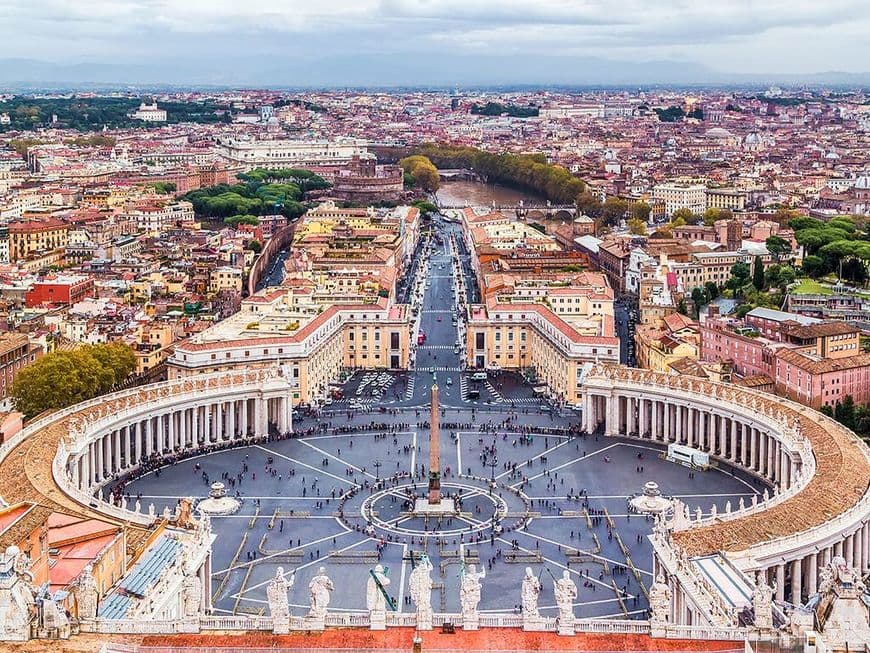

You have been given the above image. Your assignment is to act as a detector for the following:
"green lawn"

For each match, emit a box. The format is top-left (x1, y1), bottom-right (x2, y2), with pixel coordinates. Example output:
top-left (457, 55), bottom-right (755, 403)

top-left (791, 279), bottom-right (833, 295)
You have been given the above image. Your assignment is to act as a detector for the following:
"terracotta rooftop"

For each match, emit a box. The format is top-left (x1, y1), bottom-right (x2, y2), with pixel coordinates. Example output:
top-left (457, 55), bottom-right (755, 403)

top-left (775, 349), bottom-right (870, 374)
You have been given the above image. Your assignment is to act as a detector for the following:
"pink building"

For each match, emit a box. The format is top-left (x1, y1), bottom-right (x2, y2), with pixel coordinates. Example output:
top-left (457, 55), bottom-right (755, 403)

top-left (774, 349), bottom-right (870, 409)
top-left (701, 307), bottom-right (870, 410)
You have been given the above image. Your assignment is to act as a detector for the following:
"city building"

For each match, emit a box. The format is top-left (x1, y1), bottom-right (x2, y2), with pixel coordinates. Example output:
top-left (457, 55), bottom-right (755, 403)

top-left (128, 102), bottom-right (167, 122)
top-left (652, 182), bottom-right (707, 216)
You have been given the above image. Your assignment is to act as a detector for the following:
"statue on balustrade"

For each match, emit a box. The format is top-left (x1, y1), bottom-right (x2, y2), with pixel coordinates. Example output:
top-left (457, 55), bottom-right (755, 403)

top-left (409, 554), bottom-right (433, 630)
top-left (307, 566), bottom-right (334, 621)
top-left (649, 575), bottom-right (672, 631)
top-left (751, 572), bottom-right (775, 630)
top-left (182, 569), bottom-right (203, 618)
top-left (75, 564), bottom-right (99, 620)
top-left (521, 567), bottom-right (541, 619)
top-left (554, 570), bottom-right (578, 635)
top-left (267, 567), bottom-right (294, 633)
top-left (459, 563), bottom-right (486, 629)
top-left (366, 564), bottom-right (391, 629)
top-left (0, 546), bottom-right (36, 641)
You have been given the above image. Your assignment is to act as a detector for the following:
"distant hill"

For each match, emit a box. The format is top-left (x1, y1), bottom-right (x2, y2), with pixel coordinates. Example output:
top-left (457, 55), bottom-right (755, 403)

top-left (0, 55), bottom-right (868, 89)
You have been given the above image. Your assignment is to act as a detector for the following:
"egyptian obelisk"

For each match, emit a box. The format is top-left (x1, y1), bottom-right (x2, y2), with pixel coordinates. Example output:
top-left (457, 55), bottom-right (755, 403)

top-left (428, 376), bottom-right (441, 504)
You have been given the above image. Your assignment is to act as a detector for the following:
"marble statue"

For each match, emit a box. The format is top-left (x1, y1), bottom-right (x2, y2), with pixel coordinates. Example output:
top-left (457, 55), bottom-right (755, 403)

top-left (752, 572), bottom-right (775, 630)
top-left (366, 564), bottom-right (391, 629)
top-left (35, 584), bottom-right (70, 638)
top-left (0, 546), bottom-right (36, 642)
top-left (459, 563), bottom-right (486, 629)
top-left (811, 555), bottom-right (870, 647)
top-left (409, 554), bottom-right (433, 630)
top-left (307, 567), bottom-right (334, 622)
top-left (649, 575), bottom-right (672, 631)
top-left (554, 570), bottom-right (578, 635)
top-left (267, 567), bottom-right (294, 634)
top-left (521, 567), bottom-right (541, 619)
top-left (76, 564), bottom-right (99, 620)
top-left (182, 570), bottom-right (203, 619)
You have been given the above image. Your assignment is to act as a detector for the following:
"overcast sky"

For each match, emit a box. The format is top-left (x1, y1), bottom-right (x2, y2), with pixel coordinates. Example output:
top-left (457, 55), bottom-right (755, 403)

top-left (1, 0), bottom-right (868, 75)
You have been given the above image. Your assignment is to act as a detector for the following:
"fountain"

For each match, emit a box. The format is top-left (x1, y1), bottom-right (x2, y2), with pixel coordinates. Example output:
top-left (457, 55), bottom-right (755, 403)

top-left (197, 482), bottom-right (241, 516)
top-left (629, 481), bottom-right (673, 514)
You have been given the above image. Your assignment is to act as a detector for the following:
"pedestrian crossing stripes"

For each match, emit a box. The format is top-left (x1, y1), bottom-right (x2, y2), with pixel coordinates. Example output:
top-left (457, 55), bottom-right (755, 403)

top-left (404, 375), bottom-right (416, 401)
top-left (501, 397), bottom-right (546, 405)
top-left (458, 375), bottom-right (470, 401)
top-left (416, 366), bottom-right (462, 372)
top-left (417, 345), bottom-right (455, 350)
top-left (484, 380), bottom-right (505, 403)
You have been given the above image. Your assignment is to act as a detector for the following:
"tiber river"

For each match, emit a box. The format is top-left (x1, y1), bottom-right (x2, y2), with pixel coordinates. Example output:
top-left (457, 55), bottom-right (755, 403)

top-left (434, 180), bottom-right (545, 207)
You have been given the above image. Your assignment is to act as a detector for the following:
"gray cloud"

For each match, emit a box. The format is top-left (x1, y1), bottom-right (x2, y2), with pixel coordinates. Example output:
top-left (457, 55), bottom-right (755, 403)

top-left (0, 0), bottom-right (867, 78)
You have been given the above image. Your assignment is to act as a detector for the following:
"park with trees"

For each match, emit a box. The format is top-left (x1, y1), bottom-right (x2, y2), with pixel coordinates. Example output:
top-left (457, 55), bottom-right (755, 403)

top-left (791, 215), bottom-right (870, 285)
top-left (0, 96), bottom-right (230, 132)
top-left (181, 168), bottom-right (330, 221)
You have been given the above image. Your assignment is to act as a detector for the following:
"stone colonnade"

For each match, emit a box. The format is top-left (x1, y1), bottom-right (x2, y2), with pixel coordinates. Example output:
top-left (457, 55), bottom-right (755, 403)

top-left (70, 391), bottom-right (292, 491)
top-left (583, 387), bottom-right (869, 608)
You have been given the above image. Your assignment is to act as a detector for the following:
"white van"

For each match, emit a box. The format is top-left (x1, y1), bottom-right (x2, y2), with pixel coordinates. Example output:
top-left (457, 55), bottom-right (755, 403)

top-left (471, 372), bottom-right (488, 381)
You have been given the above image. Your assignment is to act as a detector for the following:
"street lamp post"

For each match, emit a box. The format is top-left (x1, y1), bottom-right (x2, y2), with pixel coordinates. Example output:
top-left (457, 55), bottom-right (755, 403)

top-left (374, 459), bottom-right (382, 480)
top-left (486, 436), bottom-right (499, 494)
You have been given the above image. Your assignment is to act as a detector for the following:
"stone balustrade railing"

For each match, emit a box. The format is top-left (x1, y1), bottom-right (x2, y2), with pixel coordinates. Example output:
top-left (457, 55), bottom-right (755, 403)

top-left (82, 612), bottom-right (750, 641)
top-left (651, 529), bottom-right (735, 627)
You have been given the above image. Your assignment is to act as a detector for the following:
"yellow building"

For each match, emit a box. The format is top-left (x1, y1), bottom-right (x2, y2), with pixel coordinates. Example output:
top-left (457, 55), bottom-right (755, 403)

top-left (8, 218), bottom-right (70, 260)
top-left (209, 266), bottom-right (243, 295)
top-left (168, 291), bottom-right (412, 405)
top-left (634, 313), bottom-right (700, 373)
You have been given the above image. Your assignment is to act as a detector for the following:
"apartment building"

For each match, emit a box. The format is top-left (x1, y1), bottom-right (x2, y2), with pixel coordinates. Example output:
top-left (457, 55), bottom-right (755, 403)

top-left (8, 218), bottom-right (70, 261)
top-left (652, 182), bottom-right (707, 216)
top-left (700, 307), bottom-right (870, 409)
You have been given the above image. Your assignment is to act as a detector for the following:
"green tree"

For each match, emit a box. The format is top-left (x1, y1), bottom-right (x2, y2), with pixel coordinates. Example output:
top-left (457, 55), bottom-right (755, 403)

top-left (704, 281), bottom-right (720, 300)
top-left (627, 218), bottom-right (647, 235)
top-left (152, 181), bottom-right (177, 195)
top-left (731, 261), bottom-right (750, 282)
top-left (399, 155), bottom-right (440, 192)
top-left (752, 256), bottom-right (764, 290)
top-left (834, 395), bottom-right (857, 432)
top-left (11, 344), bottom-right (136, 418)
top-left (672, 207), bottom-right (694, 223)
top-left (630, 202), bottom-right (651, 222)
top-left (690, 287), bottom-right (709, 313)
top-left (412, 200), bottom-right (438, 217)
top-left (601, 197), bottom-right (629, 225)
top-left (224, 214), bottom-right (260, 226)
top-left (246, 239), bottom-right (262, 253)
top-left (802, 255), bottom-right (826, 278)
top-left (765, 235), bottom-right (791, 262)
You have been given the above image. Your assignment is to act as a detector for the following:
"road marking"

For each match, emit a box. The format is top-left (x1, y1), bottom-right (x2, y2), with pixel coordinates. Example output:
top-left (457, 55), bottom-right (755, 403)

top-left (298, 439), bottom-right (376, 479)
top-left (253, 445), bottom-right (357, 486)
top-left (214, 524), bottom-right (355, 576)
top-left (517, 443), bottom-right (622, 485)
top-left (497, 437), bottom-right (577, 482)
